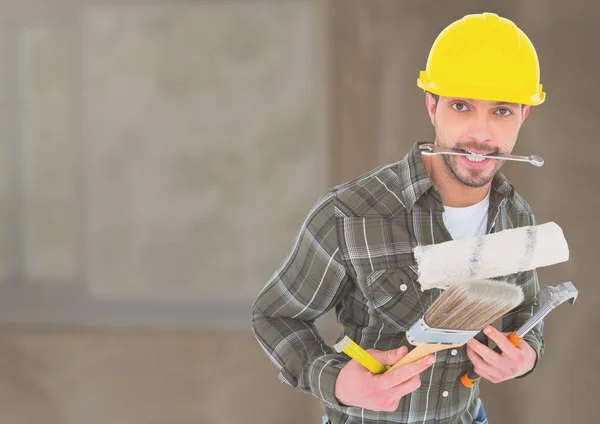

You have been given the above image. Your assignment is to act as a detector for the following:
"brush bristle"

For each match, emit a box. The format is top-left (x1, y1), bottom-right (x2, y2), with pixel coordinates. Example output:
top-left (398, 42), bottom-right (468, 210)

top-left (424, 279), bottom-right (524, 331)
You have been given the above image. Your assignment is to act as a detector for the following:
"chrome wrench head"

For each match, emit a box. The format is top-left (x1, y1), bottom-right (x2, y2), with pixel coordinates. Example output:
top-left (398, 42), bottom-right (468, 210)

top-left (541, 281), bottom-right (578, 307)
top-left (528, 155), bottom-right (545, 167)
top-left (515, 281), bottom-right (578, 338)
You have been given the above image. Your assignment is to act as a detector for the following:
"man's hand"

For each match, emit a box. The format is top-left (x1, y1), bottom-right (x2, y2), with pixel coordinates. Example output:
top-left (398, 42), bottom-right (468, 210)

top-left (466, 325), bottom-right (537, 383)
top-left (334, 346), bottom-right (435, 412)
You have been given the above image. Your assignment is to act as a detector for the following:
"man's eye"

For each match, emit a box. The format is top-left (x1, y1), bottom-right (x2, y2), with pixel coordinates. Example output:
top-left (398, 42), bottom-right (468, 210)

top-left (451, 103), bottom-right (468, 111)
top-left (496, 108), bottom-right (512, 116)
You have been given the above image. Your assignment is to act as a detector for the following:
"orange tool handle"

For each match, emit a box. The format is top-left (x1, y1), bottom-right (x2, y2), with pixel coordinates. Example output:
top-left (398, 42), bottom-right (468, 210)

top-left (460, 331), bottom-right (523, 388)
top-left (507, 331), bottom-right (523, 346)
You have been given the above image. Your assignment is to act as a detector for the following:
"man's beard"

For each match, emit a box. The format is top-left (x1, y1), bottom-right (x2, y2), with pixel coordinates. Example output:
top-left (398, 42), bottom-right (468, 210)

top-left (436, 139), bottom-right (505, 188)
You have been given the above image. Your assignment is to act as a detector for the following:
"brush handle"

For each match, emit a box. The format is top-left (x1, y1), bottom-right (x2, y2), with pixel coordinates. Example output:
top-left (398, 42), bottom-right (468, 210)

top-left (385, 343), bottom-right (460, 373)
top-left (460, 331), bottom-right (523, 388)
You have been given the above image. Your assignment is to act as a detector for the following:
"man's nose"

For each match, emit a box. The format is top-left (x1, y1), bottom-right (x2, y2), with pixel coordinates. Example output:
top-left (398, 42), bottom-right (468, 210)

top-left (465, 114), bottom-right (492, 144)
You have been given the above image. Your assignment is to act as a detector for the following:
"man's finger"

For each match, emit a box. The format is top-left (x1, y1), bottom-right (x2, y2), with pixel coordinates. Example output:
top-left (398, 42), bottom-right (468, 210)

top-left (377, 355), bottom-right (435, 389)
top-left (367, 346), bottom-right (408, 366)
top-left (483, 326), bottom-right (519, 357)
top-left (388, 375), bottom-right (422, 400)
top-left (466, 345), bottom-right (499, 380)
top-left (467, 337), bottom-right (502, 365)
top-left (466, 345), bottom-right (487, 369)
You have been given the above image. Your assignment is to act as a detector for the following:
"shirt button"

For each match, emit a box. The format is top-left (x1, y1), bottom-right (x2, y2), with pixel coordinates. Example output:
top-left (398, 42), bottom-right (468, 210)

top-left (442, 391), bottom-right (449, 398)
top-left (400, 284), bottom-right (407, 292)
top-left (451, 349), bottom-right (458, 356)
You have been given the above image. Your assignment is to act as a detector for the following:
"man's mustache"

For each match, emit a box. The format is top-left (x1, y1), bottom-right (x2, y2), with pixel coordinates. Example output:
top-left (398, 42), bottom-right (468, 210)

top-left (453, 142), bottom-right (501, 155)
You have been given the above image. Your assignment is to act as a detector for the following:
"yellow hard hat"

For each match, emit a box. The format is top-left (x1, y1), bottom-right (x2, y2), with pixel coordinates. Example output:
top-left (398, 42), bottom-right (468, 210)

top-left (417, 12), bottom-right (545, 106)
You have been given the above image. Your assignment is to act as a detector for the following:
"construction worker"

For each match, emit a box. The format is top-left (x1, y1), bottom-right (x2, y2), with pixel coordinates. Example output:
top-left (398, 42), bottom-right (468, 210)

top-left (252, 12), bottom-right (545, 424)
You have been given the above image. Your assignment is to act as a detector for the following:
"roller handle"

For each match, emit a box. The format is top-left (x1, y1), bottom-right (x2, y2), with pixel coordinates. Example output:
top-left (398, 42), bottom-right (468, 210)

top-left (460, 331), bottom-right (522, 388)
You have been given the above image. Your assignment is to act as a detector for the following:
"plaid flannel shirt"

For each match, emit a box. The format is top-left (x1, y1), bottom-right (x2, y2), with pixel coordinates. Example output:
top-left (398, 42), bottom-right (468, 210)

top-left (252, 141), bottom-right (545, 424)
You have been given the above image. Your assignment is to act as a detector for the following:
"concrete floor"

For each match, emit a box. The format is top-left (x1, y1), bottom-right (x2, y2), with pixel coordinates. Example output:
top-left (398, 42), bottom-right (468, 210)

top-left (0, 327), bottom-right (324, 424)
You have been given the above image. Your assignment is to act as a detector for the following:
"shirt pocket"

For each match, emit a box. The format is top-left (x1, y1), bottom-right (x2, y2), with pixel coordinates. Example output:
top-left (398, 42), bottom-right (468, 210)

top-left (365, 265), bottom-right (432, 332)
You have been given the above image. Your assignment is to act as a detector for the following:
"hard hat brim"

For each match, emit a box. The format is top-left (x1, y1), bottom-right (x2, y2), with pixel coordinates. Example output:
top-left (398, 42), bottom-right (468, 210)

top-left (417, 76), bottom-right (546, 106)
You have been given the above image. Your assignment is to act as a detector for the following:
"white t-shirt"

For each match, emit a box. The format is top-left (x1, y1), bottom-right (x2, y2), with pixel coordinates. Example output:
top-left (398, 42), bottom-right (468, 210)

top-left (442, 191), bottom-right (490, 240)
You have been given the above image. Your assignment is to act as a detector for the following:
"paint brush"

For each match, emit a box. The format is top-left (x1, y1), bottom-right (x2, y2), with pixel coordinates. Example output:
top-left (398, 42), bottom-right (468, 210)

top-left (385, 279), bottom-right (524, 373)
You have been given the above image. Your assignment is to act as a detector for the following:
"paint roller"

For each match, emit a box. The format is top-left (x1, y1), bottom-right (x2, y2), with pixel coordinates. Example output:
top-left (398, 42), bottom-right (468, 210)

top-left (414, 221), bottom-right (569, 291)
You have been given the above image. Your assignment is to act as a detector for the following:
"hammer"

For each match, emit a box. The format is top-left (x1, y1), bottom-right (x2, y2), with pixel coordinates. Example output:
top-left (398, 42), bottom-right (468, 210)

top-left (460, 281), bottom-right (578, 387)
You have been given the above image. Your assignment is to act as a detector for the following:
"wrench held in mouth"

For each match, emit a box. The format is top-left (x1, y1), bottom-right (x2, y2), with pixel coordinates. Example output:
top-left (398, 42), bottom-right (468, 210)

top-left (419, 143), bottom-right (545, 167)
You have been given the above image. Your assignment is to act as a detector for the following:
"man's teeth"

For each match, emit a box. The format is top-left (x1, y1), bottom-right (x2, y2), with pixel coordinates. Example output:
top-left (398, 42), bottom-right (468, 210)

top-left (458, 149), bottom-right (492, 162)
top-left (461, 150), bottom-right (487, 162)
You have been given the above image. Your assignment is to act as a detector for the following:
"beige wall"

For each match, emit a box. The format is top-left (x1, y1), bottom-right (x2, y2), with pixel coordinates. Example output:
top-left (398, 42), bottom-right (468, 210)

top-left (0, 1), bottom-right (597, 423)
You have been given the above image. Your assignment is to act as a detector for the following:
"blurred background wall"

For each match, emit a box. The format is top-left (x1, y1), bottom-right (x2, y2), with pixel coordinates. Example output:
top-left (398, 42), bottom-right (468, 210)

top-left (0, 0), bottom-right (597, 423)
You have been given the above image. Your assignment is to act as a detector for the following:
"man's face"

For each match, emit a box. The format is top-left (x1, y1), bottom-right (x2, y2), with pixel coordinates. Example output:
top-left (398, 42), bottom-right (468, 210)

top-left (425, 94), bottom-right (530, 188)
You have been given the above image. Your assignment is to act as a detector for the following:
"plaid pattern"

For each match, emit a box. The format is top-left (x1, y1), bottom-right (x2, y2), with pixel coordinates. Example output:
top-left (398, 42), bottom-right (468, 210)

top-left (252, 141), bottom-right (544, 424)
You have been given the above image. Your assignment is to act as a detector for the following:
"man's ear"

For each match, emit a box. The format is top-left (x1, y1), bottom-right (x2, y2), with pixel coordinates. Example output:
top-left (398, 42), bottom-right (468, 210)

top-left (425, 92), bottom-right (437, 125)
top-left (521, 105), bottom-right (530, 122)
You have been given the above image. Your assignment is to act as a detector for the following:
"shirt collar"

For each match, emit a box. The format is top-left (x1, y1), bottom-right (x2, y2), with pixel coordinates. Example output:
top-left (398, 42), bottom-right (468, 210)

top-left (397, 141), bottom-right (515, 212)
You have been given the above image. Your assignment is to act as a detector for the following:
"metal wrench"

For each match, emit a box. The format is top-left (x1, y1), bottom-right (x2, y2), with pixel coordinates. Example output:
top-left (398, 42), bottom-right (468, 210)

top-left (461, 281), bottom-right (578, 387)
top-left (419, 142), bottom-right (545, 167)
top-left (512, 281), bottom-right (578, 340)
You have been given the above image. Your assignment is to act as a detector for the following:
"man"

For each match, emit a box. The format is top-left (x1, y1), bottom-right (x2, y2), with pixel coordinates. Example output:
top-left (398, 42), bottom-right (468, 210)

top-left (252, 12), bottom-right (545, 424)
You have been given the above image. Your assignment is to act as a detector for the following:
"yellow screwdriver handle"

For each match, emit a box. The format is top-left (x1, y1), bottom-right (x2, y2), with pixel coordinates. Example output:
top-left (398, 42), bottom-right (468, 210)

top-left (334, 336), bottom-right (390, 374)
